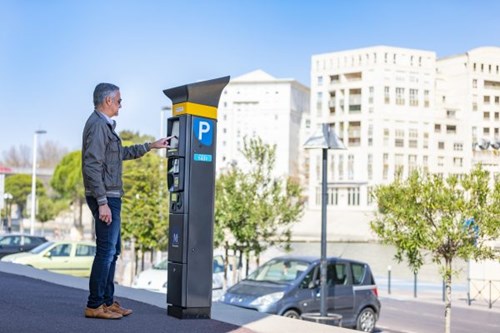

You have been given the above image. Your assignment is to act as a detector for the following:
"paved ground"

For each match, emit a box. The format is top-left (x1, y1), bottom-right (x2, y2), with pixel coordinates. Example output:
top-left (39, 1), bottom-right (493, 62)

top-left (0, 262), bottom-right (349, 333)
top-left (0, 271), bottom-right (255, 333)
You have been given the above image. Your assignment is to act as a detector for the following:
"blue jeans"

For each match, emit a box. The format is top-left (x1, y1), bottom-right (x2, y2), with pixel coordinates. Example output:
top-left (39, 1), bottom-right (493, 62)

top-left (86, 196), bottom-right (121, 308)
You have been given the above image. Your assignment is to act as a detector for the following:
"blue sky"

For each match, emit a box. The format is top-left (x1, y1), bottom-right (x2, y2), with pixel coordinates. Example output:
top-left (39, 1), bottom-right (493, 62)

top-left (1, 0), bottom-right (499, 156)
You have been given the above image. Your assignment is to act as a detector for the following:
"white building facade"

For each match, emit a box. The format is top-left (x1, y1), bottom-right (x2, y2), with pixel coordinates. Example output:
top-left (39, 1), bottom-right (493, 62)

top-left (216, 70), bottom-right (310, 179)
top-left (296, 46), bottom-right (500, 241)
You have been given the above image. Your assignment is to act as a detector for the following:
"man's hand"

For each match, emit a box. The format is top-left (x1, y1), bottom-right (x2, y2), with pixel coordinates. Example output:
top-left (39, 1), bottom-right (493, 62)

top-left (99, 204), bottom-right (112, 225)
top-left (150, 136), bottom-right (176, 149)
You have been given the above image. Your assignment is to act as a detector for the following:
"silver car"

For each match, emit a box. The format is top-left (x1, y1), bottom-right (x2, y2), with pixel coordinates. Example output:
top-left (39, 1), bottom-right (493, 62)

top-left (221, 256), bottom-right (381, 332)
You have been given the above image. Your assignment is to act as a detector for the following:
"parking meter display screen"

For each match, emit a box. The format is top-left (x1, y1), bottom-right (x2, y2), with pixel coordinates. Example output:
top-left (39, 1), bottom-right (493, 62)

top-left (171, 120), bottom-right (179, 149)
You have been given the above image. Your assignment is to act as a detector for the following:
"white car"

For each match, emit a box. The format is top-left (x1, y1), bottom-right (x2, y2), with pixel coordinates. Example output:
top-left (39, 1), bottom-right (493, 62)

top-left (132, 253), bottom-right (229, 299)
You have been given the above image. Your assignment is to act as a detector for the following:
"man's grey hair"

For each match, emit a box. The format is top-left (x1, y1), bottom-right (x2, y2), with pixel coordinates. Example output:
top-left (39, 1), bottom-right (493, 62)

top-left (93, 83), bottom-right (120, 107)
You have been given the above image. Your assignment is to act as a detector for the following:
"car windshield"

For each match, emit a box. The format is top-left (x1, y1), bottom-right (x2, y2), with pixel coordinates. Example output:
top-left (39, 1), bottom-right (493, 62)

top-left (246, 258), bottom-right (310, 284)
top-left (30, 242), bottom-right (53, 254)
top-left (153, 259), bottom-right (168, 270)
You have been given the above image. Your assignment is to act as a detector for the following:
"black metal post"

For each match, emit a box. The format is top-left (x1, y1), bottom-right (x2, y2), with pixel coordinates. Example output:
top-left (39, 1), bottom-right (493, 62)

top-left (320, 148), bottom-right (328, 317)
top-left (388, 266), bottom-right (391, 295)
top-left (414, 272), bottom-right (417, 298)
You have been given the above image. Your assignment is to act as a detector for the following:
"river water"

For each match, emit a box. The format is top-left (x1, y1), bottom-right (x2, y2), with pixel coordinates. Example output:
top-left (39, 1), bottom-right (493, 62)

top-left (277, 242), bottom-right (468, 288)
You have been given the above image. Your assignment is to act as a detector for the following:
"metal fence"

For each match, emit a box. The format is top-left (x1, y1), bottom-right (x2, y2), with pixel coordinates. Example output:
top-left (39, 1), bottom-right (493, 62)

top-left (467, 278), bottom-right (500, 309)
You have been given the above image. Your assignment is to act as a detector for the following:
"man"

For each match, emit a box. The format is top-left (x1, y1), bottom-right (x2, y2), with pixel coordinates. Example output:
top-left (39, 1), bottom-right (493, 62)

top-left (82, 83), bottom-right (171, 319)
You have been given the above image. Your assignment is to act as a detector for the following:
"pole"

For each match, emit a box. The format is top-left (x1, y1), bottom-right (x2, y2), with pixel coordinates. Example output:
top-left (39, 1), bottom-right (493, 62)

top-left (414, 272), bottom-right (418, 298)
top-left (30, 130), bottom-right (46, 235)
top-left (320, 147), bottom-right (328, 317)
top-left (388, 266), bottom-right (392, 294)
top-left (30, 132), bottom-right (38, 235)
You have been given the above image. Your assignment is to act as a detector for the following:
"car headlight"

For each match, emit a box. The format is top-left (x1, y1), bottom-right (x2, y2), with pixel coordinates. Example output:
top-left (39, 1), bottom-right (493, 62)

top-left (249, 292), bottom-right (284, 307)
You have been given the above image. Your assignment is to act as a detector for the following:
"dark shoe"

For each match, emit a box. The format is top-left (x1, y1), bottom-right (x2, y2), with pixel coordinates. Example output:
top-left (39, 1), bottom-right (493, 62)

top-left (106, 301), bottom-right (133, 316)
top-left (85, 305), bottom-right (123, 319)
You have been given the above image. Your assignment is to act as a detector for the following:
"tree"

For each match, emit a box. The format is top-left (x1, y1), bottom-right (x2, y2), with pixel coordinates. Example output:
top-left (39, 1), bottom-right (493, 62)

top-left (1, 145), bottom-right (31, 167)
top-left (5, 174), bottom-right (45, 218)
top-left (38, 140), bottom-right (68, 168)
top-left (215, 137), bottom-right (304, 280)
top-left (118, 132), bottom-right (169, 268)
top-left (51, 151), bottom-right (85, 233)
top-left (371, 165), bottom-right (500, 333)
top-left (1, 141), bottom-right (67, 168)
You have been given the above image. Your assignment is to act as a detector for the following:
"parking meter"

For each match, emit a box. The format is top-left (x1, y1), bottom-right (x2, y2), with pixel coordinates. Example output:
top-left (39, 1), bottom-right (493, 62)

top-left (163, 76), bottom-right (230, 319)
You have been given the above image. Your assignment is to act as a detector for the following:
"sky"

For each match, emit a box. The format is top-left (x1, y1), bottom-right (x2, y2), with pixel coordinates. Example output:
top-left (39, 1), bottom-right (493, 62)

top-left (1, 0), bottom-right (500, 156)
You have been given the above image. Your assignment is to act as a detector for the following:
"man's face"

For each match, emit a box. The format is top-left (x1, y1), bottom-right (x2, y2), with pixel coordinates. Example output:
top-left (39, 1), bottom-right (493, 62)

top-left (110, 91), bottom-right (122, 117)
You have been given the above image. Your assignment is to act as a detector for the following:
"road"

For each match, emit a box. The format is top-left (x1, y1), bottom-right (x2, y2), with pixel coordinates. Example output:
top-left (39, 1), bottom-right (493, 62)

top-left (376, 297), bottom-right (500, 333)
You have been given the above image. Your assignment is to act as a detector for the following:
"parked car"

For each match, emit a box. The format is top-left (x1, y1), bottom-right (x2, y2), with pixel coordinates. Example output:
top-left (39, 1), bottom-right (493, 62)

top-left (0, 234), bottom-right (48, 259)
top-left (132, 253), bottom-right (228, 299)
top-left (220, 256), bottom-right (381, 332)
top-left (1, 240), bottom-right (96, 277)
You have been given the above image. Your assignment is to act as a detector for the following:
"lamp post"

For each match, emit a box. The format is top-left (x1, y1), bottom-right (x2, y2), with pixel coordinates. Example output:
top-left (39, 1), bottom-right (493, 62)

top-left (303, 123), bottom-right (346, 317)
top-left (30, 130), bottom-right (46, 235)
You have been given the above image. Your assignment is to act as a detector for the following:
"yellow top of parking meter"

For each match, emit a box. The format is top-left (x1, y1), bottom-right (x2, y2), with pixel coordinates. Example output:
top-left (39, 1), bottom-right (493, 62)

top-left (163, 76), bottom-right (230, 120)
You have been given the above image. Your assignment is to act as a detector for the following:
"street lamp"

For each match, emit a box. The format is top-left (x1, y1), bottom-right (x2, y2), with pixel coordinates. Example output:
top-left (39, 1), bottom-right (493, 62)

top-left (30, 130), bottom-right (46, 235)
top-left (304, 123), bottom-right (346, 318)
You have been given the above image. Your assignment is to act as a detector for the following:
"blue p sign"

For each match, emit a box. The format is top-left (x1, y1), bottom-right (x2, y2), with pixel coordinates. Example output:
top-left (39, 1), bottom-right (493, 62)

top-left (193, 118), bottom-right (213, 146)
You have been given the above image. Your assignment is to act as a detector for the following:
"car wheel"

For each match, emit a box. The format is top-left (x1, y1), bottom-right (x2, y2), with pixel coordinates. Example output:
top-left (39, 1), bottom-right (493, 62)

top-left (356, 307), bottom-right (376, 332)
top-left (282, 309), bottom-right (300, 319)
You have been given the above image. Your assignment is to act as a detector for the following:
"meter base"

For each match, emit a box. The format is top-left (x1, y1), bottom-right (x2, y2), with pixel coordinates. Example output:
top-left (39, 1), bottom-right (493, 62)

top-left (167, 305), bottom-right (211, 319)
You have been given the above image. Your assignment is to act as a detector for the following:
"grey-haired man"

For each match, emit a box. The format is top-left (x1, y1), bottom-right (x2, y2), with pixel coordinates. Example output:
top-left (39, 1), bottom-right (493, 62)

top-left (82, 83), bottom-right (172, 319)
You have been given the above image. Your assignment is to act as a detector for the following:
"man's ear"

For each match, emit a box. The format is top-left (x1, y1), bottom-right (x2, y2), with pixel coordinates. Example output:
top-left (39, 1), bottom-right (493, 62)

top-left (105, 96), bottom-right (112, 105)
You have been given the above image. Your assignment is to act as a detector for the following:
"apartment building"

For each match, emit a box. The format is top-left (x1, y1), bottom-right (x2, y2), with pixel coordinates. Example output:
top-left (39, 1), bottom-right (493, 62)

top-left (216, 70), bottom-right (310, 180)
top-left (296, 46), bottom-right (500, 241)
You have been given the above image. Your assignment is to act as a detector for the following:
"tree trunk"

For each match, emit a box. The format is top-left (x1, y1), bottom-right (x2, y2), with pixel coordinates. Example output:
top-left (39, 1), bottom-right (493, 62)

top-left (444, 259), bottom-right (452, 333)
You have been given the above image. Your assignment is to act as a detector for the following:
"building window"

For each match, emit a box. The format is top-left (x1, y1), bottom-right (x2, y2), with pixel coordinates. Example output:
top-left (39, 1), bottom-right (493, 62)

top-left (453, 157), bottom-right (463, 167)
top-left (368, 154), bottom-right (373, 180)
top-left (338, 155), bottom-right (344, 180)
top-left (408, 155), bottom-right (417, 173)
top-left (484, 112), bottom-right (490, 120)
top-left (384, 128), bottom-right (390, 147)
top-left (423, 132), bottom-right (429, 149)
top-left (484, 96), bottom-right (491, 104)
top-left (317, 76), bottom-right (323, 86)
top-left (424, 90), bottom-right (430, 107)
top-left (408, 129), bottom-right (418, 148)
top-left (438, 156), bottom-right (444, 167)
top-left (348, 154), bottom-right (354, 180)
top-left (327, 187), bottom-right (338, 205)
top-left (453, 143), bottom-right (463, 151)
top-left (396, 87), bottom-right (405, 105)
top-left (347, 187), bottom-right (360, 206)
top-left (368, 124), bottom-right (373, 146)
top-left (438, 141), bottom-right (445, 149)
top-left (395, 129), bottom-right (405, 148)
top-left (409, 89), bottom-right (418, 106)
top-left (383, 153), bottom-right (389, 180)
top-left (369, 86), bottom-right (374, 104)
top-left (384, 86), bottom-right (390, 104)
top-left (473, 79), bottom-right (477, 88)
top-left (446, 125), bottom-right (456, 134)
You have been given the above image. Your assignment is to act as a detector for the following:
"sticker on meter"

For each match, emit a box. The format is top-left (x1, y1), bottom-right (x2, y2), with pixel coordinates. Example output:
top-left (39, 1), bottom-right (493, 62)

top-left (193, 118), bottom-right (214, 146)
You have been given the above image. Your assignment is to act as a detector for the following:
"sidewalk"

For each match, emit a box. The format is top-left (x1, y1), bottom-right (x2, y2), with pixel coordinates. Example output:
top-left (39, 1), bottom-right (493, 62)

top-left (0, 262), bottom-right (350, 333)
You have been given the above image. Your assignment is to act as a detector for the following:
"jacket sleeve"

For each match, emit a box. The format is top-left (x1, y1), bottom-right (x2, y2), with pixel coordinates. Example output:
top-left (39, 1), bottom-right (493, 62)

top-left (82, 122), bottom-right (108, 205)
top-left (121, 142), bottom-right (151, 160)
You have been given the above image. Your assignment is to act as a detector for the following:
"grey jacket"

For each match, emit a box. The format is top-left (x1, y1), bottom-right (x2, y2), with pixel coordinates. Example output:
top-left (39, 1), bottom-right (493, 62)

top-left (82, 111), bottom-right (151, 205)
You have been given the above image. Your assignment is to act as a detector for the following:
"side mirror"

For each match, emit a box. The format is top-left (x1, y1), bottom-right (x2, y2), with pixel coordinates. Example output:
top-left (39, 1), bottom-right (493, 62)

top-left (44, 252), bottom-right (52, 258)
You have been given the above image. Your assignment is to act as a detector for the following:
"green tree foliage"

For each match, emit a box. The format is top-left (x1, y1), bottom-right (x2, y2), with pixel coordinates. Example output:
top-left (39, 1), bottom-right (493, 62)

top-left (215, 137), bottom-right (304, 275)
top-left (51, 151), bottom-right (84, 229)
top-left (5, 174), bottom-right (45, 218)
top-left (371, 165), bottom-right (500, 333)
top-left (121, 139), bottom-right (169, 254)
